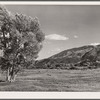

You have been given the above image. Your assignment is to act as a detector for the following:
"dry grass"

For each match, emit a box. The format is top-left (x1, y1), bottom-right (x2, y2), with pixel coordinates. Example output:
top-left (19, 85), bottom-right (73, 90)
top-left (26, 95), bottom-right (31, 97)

top-left (0, 68), bottom-right (100, 91)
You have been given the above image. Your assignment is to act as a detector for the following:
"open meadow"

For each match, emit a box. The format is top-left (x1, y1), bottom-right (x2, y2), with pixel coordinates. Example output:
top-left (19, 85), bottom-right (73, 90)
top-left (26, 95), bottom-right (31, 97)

top-left (0, 68), bottom-right (100, 91)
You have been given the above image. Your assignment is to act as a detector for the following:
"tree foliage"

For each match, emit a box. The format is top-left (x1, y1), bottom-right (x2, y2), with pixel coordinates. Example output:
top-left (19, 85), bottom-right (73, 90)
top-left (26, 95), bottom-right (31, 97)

top-left (0, 5), bottom-right (45, 82)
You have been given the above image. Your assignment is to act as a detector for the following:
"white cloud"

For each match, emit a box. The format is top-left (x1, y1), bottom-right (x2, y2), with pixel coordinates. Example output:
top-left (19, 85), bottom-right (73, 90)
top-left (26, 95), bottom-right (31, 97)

top-left (74, 35), bottom-right (78, 38)
top-left (45, 34), bottom-right (69, 40)
top-left (90, 43), bottom-right (100, 46)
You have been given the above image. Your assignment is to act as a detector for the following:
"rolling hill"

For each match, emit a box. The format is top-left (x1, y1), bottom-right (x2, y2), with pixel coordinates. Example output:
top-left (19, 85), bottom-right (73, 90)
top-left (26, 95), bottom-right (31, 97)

top-left (34, 45), bottom-right (100, 69)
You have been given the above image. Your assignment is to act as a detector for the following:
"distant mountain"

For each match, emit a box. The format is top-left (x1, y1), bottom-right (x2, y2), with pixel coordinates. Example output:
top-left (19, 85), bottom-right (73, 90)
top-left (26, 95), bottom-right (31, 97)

top-left (34, 45), bottom-right (100, 69)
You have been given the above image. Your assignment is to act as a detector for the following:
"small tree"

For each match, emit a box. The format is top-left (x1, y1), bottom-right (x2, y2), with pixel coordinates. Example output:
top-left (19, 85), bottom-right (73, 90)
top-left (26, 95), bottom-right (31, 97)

top-left (0, 6), bottom-right (45, 82)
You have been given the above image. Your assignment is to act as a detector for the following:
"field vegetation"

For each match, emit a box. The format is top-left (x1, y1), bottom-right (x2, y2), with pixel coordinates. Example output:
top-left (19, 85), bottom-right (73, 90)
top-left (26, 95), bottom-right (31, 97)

top-left (0, 68), bottom-right (100, 91)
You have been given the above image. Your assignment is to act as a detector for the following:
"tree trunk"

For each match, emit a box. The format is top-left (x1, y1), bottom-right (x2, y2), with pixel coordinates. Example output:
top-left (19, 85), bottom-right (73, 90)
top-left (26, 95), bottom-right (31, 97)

top-left (6, 67), bottom-right (16, 82)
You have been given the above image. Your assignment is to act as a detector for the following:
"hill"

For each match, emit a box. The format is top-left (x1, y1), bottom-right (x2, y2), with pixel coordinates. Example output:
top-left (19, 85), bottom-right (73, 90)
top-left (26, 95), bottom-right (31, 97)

top-left (34, 45), bottom-right (100, 69)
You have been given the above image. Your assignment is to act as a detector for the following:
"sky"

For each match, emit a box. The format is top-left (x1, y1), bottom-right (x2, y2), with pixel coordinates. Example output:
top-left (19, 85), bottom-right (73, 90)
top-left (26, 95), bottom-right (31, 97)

top-left (5, 5), bottom-right (100, 60)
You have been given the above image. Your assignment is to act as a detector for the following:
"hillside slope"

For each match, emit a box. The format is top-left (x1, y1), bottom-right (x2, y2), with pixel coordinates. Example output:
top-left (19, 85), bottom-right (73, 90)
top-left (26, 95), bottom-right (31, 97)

top-left (35, 45), bottom-right (100, 69)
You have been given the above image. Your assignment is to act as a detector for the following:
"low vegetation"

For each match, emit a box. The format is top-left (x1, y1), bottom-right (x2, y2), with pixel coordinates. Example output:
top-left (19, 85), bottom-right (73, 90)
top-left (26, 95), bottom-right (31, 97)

top-left (1, 69), bottom-right (100, 91)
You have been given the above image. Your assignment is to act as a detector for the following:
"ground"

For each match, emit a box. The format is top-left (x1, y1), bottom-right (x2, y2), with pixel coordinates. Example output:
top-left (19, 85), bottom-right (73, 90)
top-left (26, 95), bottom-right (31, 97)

top-left (0, 68), bottom-right (100, 91)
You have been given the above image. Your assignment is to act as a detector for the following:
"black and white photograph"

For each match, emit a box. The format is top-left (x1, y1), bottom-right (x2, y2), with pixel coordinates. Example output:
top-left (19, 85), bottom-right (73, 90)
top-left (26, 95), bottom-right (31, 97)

top-left (1, 2), bottom-right (100, 96)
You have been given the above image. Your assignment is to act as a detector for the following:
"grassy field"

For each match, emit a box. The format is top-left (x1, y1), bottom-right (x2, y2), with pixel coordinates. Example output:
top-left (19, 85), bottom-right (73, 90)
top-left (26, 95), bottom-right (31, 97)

top-left (0, 68), bottom-right (100, 91)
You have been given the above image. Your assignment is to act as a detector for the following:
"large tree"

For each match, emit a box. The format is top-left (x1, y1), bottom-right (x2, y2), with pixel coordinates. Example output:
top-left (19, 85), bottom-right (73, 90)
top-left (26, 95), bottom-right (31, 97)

top-left (0, 6), bottom-right (45, 82)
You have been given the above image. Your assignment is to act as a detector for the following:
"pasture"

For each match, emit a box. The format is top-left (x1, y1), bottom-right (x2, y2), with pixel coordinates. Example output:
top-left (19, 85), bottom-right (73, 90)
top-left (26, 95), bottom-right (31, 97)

top-left (0, 68), bottom-right (100, 91)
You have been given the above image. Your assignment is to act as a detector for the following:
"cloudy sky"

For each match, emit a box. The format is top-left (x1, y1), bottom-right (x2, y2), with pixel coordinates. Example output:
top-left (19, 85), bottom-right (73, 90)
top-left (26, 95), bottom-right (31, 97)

top-left (5, 5), bottom-right (100, 59)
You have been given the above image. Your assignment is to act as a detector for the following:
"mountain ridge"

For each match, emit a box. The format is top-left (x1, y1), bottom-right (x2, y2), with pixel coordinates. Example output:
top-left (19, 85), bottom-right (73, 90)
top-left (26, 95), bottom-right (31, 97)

top-left (34, 44), bottom-right (100, 69)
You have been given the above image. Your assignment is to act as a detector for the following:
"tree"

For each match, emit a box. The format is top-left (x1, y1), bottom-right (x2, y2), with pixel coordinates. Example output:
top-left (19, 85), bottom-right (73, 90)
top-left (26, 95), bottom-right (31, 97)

top-left (0, 6), bottom-right (45, 82)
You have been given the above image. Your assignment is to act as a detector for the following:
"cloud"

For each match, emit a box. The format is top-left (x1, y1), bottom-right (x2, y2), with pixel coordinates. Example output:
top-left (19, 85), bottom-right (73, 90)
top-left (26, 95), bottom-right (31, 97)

top-left (45, 34), bottom-right (69, 40)
top-left (90, 43), bottom-right (100, 46)
top-left (74, 35), bottom-right (78, 38)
